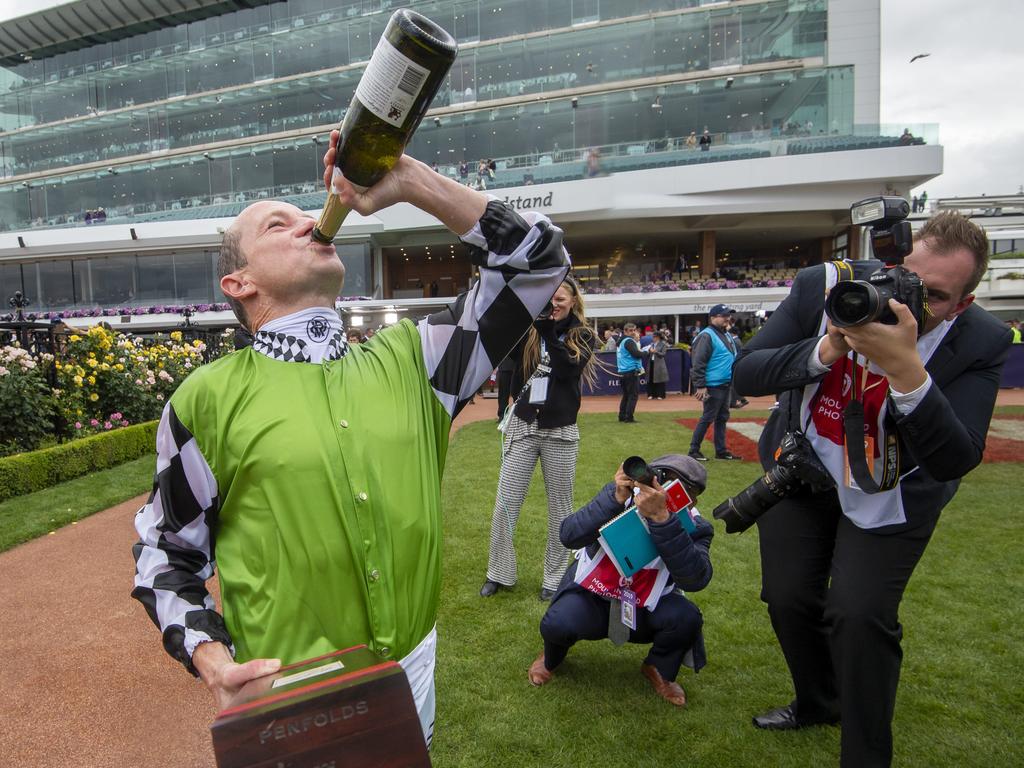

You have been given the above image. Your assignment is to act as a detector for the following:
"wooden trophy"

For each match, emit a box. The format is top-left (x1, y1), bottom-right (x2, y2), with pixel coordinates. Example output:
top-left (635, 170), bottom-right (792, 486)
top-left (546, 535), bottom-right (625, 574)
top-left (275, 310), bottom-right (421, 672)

top-left (210, 644), bottom-right (431, 768)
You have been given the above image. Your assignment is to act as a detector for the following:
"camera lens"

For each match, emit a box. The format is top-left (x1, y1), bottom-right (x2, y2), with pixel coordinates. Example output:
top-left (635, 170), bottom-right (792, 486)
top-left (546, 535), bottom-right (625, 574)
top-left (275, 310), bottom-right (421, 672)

top-left (825, 281), bottom-right (879, 327)
top-left (623, 456), bottom-right (655, 486)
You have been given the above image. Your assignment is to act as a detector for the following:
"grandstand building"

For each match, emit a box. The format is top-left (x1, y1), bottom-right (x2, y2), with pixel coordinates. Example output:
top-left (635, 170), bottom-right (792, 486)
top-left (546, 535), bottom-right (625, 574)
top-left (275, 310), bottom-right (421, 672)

top-left (0, 0), bottom-right (962, 334)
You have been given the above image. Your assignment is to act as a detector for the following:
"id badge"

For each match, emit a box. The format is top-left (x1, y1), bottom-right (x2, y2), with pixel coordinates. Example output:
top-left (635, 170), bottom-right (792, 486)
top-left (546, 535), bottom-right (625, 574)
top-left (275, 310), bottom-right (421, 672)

top-left (844, 435), bottom-right (875, 489)
top-left (620, 587), bottom-right (638, 631)
top-left (528, 376), bottom-right (549, 404)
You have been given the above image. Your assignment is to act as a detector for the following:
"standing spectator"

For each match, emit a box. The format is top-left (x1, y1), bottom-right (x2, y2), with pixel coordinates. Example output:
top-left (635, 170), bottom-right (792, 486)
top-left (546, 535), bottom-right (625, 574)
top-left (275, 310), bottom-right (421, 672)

top-left (586, 147), bottom-right (602, 178)
top-left (685, 131), bottom-right (698, 150)
top-left (647, 330), bottom-right (670, 400)
top-left (346, 329), bottom-right (363, 345)
top-left (617, 322), bottom-right (646, 423)
top-left (727, 318), bottom-right (749, 409)
top-left (477, 159), bottom-right (490, 190)
top-left (458, 160), bottom-right (469, 185)
top-left (1008, 319), bottom-right (1022, 344)
top-left (675, 254), bottom-right (688, 278)
top-left (699, 129), bottom-right (712, 152)
top-left (600, 327), bottom-right (618, 353)
top-left (919, 190), bottom-right (928, 212)
top-left (688, 304), bottom-right (740, 461)
top-left (912, 195), bottom-right (919, 213)
top-left (481, 277), bottom-right (597, 601)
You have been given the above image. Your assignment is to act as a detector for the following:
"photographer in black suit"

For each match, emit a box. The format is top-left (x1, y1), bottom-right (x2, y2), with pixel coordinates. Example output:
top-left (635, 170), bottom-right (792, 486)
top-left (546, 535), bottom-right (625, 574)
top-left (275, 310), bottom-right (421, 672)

top-left (732, 210), bottom-right (1011, 768)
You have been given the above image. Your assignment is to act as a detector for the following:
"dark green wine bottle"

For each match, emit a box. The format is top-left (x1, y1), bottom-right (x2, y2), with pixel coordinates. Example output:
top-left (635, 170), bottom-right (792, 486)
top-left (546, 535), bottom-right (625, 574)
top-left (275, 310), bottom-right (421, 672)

top-left (311, 10), bottom-right (458, 244)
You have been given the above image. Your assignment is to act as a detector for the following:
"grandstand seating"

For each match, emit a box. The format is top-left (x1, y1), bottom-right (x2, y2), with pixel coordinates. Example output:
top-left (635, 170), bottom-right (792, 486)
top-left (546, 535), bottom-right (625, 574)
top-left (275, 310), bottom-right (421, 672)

top-left (786, 134), bottom-right (924, 155)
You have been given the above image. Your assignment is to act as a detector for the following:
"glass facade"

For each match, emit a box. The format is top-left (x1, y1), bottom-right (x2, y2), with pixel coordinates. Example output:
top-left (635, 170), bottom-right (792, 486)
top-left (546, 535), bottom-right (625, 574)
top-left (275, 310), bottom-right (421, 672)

top-left (0, 66), bottom-right (856, 231)
top-left (0, 241), bottom-right (371, 313)
top-left (0, 1), bottom-right (826, 176)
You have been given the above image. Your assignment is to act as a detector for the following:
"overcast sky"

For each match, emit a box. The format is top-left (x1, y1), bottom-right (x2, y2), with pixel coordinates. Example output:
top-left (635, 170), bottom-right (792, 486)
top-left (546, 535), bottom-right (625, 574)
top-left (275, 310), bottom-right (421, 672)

top-left (880, 0), bottom-right (1023, 198)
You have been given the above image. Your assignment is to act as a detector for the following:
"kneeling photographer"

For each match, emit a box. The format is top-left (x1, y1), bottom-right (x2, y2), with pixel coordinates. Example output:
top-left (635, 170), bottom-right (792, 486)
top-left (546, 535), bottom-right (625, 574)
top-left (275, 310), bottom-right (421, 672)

top-left (527, 455), bottom-right (713, 708)
top-left (726, 198), bottom-right (1011, 768)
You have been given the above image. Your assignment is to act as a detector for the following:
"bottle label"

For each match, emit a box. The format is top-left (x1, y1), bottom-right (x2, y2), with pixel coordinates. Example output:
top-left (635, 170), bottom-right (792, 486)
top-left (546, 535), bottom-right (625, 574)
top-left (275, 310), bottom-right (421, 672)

top-left (355, 37), bottom-right (431, 128)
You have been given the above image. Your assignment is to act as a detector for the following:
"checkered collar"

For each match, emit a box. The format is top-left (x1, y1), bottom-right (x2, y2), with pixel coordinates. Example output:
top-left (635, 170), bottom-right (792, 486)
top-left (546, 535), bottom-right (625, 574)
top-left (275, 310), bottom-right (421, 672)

top-left (252, 307), bottom-right (348, 364)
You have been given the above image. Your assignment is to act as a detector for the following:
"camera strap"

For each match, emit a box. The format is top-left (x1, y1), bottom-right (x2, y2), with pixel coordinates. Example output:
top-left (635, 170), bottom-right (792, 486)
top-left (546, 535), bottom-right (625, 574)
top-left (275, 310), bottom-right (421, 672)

top-left (842, 356), bottom-right (900, 493)
top-left (831, 259), bottom-right (854, 283)
top-left (497, 348), bottom-right (551, 433)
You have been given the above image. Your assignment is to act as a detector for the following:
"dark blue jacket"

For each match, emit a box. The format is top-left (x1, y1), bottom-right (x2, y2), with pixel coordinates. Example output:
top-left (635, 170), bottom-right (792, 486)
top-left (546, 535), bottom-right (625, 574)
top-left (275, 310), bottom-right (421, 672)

top-left (554, 481), bottom-right (714, 669)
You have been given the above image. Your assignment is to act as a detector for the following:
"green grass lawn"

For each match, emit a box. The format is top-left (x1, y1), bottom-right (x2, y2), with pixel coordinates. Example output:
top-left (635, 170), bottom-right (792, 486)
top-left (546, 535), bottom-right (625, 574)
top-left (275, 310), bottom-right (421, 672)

top-left (2, 410), bottom-right (1021, 766)
top-left (433, 412), bottom-right (1024, 768)
top-left (0, 454), bottom-right (153, 552)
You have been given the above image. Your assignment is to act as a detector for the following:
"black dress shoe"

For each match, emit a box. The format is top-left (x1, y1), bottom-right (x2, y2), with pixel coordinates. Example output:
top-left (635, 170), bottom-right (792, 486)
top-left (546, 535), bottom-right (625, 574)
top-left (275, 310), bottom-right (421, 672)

top-left (752, 704), bottom-right (838, 730)
top-left (479, 580), bottom-right (504, 597)
top-left (539, 588), bottom-right (556, 601)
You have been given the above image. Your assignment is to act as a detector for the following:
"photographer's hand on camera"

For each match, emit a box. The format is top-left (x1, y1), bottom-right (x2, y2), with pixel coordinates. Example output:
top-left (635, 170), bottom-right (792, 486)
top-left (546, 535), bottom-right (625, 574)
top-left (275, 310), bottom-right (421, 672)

top-left (817, 320), bottom-right (853, 367)
top-left (835, 299), bottom-right (929, 394)
top-left (635, 478), bottom-right (670, 524)
top-left (613, 464), bottom-right (634, 505)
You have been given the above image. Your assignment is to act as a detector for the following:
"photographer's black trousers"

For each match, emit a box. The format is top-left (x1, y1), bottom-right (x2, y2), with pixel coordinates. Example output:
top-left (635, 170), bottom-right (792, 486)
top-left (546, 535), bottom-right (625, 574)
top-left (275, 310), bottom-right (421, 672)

top-left (539, 587), bottom-right (702, 682)
top-left (757, 490), bottom-right (937, 768)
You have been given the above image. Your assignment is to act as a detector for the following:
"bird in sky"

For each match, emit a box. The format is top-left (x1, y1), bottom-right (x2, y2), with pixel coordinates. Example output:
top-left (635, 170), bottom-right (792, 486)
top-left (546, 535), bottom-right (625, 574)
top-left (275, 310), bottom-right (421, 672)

top-left (909, 53), bottom-right (931, 63)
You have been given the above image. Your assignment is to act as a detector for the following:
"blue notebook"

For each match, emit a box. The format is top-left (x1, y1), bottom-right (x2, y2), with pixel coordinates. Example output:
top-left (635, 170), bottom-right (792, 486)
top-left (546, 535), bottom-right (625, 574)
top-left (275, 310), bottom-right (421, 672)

top-left (598, 506), bottom-right (659, 579)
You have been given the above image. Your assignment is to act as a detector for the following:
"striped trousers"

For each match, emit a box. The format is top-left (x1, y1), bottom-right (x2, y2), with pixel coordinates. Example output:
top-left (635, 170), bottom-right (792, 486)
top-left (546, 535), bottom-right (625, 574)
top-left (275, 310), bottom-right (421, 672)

top-left (486, 416), bottom-right (579, 592)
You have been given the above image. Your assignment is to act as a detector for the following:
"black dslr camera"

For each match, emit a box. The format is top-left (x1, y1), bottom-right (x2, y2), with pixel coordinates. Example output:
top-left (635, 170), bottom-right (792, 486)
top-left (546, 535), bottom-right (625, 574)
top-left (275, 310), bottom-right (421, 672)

top-left (824, 196), bottom-right (927, 331)
top-left (712, 431), bottom-right (833, 534)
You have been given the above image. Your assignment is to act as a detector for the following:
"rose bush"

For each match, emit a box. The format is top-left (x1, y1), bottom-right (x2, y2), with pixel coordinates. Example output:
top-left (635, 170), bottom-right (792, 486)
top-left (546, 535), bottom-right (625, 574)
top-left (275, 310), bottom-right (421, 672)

top-left (0, 326), bottom-right (233, 454)
top-left (0, 346), bottom-right (56, 456)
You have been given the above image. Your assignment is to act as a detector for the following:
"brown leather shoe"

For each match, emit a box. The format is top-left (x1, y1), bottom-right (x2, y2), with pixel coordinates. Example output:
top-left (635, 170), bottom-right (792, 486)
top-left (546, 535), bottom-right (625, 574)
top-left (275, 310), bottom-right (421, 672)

top-left (641, 663), bottom-right (686, 707)
top-left (528, 653), bottom-right (553, 686)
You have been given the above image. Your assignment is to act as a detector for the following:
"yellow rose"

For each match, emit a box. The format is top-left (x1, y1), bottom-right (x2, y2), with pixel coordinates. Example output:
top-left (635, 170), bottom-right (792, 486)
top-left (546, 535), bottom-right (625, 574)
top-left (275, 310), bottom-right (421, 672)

top-left (89, 393), bottom-right (98, 402)
top-left (69, 335), bottom-right (80, 342)
top-left (87, 376), bottom-right (96, 385)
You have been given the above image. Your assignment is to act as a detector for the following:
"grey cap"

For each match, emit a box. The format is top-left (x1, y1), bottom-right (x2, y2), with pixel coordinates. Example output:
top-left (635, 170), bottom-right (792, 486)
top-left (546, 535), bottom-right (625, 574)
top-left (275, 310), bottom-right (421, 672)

top-left (649, 453), bottom-right (708, 496)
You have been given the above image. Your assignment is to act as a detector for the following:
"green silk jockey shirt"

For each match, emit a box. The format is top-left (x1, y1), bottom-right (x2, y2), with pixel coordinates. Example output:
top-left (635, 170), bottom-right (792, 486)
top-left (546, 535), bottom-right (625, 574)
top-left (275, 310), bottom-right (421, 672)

top-left (171, 320), bottom-right (449, 664)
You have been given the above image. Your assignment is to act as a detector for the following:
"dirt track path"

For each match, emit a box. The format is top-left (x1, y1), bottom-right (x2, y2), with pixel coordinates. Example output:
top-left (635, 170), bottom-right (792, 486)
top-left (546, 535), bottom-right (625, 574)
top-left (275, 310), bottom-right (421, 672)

top-left (2, 392), bottom-right (1020, 766)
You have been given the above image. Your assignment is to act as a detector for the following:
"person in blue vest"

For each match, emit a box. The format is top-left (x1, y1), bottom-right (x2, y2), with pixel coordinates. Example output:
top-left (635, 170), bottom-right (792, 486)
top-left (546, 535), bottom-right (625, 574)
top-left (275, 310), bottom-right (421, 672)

top-left (617, 322), bottom-right (646, 422)
top-left (688, 304), bottom-right (741, 461)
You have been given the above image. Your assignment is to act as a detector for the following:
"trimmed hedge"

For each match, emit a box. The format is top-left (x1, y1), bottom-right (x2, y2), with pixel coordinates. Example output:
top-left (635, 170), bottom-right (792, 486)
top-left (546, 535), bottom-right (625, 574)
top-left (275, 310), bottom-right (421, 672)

top-left (0, 421), bottom-right (157, 503)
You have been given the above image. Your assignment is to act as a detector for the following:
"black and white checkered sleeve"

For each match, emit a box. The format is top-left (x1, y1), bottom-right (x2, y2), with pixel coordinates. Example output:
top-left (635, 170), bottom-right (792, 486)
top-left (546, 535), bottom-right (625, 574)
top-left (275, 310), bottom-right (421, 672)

top-left (131, 402), bottom-right (232, 675)
top-left (419, 200), bottom-right (571, 417)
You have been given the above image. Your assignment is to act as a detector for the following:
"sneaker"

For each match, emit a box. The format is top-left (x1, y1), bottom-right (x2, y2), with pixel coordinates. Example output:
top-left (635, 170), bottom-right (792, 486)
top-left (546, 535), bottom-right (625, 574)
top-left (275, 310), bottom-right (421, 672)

top-left (716, 451), bottom-right (741, 460)
top-left (688, 451), bottom-right (708, 462)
